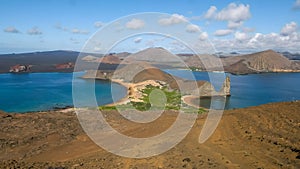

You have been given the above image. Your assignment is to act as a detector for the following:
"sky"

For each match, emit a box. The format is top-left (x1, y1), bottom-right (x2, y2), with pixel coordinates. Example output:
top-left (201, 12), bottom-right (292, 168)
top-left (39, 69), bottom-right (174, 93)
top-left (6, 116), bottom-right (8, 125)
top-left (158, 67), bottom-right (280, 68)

top-left (1, 0), bottom-right (300, 54)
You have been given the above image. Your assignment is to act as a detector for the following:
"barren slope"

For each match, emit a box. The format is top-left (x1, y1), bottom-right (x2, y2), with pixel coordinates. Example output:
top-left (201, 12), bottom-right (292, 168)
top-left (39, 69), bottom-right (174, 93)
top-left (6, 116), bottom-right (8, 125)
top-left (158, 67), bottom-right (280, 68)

top-left (0, 101), bottom-right (299, 168)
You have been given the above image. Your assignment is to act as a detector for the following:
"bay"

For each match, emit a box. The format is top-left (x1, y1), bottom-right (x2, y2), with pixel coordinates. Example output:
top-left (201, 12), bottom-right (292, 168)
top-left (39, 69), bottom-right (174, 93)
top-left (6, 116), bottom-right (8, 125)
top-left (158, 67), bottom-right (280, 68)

top-left (165, 70), bottom-right (300, 109)
top-left (0, 72), bottom-right (127, 113)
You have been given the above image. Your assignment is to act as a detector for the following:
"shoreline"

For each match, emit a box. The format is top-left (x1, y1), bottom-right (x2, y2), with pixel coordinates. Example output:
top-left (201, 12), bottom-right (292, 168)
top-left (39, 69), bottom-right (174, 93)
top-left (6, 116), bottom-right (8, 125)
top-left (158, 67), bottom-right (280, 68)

top-left (2, 69), bottom-right (300, 75)
top-left (105, 79), bottom-right (131, 106)
top-left (182, 95), bottom-right (203, 108)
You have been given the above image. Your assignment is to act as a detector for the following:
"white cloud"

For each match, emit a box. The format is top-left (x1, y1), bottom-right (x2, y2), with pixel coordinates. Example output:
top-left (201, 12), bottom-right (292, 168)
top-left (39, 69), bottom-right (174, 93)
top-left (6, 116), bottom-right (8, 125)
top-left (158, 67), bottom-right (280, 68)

top-left (70, 37), bottom-right (80, 44)
top-left (204, 6), bottom-right (217, 19)
top-left (55, 23), bottom-right (69, 31)
top-left (158, 14), bottom-right (188, 26)
top-left (234, 31), bottom-right (248, 41)
top-left (94, 46), bottom-right (102, 52)
top-left (27, 27), bottom-right (42, 35)
top-left (186, 24), bottom-right (201, 33)
top-left (243, 27), bottom-right (256, 33)
top-left (94, 21), bottom-right (103, 28)
top-left (280, 21), bottom-right (298, 36)
top-left (134, 37), bottom-right (142, 43)
top-left (199, 32), bottom-right (208, 41)
top-left (55, 24), bottom-right (89, 35)
top-left (4, 26), bottom-right (20, 33)
top-left (211, 31), bottom-right (300, 53)
top-left (294, 0), bottom-right (300, 9)
top-left (227, 21), bottom-right (243, 29)
top-left (72, 28), bottom-right (89, 34)
top-left (204, 3), bottom-right (251, 29)
top-left (216, 3), bottom-right (251, 22)
top-left (214, 29), bottom-right (233, 36)
top-left (126, 18), bottom-right (145, 29)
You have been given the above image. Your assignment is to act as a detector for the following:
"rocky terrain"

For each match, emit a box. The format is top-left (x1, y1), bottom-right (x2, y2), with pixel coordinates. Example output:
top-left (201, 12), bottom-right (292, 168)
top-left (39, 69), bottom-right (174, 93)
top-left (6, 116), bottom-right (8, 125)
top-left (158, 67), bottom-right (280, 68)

top-left (222, 50), bottom-right (300, 74)
top-left (183, 49), bottom-right (300, 74)
top-left (83, 62), bottom-right (231, 97)
top-left (0, 101), bottom-right (299, 168)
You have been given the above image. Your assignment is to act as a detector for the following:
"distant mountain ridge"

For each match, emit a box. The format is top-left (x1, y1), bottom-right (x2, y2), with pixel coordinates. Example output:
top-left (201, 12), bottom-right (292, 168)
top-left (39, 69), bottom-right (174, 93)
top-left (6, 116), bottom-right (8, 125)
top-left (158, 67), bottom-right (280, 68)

top-left (222, 50), bottom-right (300, 74)
top-left (181, 49), bottom-right (300, 74)
top-left (0, 50), bottom-right (80, 73)
top-left (0, 48), bottom-right (299, 74)
top-left (279, 51), bottom-right (300, 60)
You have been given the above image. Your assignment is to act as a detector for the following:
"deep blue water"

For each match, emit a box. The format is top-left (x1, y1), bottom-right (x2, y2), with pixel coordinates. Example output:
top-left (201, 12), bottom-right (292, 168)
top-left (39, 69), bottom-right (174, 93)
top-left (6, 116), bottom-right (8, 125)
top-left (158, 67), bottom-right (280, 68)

top-left (165, 70), bottom-right (300, 109)
top-left (0, 71), bottom-right (299, 112)
top-left (0, 72), bottom-right (127, 113)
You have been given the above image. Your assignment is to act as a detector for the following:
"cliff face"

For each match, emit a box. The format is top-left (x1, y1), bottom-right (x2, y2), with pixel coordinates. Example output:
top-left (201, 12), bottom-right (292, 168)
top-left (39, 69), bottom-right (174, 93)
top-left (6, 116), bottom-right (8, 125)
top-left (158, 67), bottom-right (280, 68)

top-left (246, 50), bottom-right (292, 71)
top-left (192, 77), bottom-right (230, 97)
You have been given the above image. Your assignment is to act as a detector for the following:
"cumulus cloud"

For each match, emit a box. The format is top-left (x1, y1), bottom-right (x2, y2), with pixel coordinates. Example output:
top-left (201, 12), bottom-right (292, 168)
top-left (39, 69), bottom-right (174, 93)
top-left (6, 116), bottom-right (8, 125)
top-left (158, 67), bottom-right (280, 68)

top-left (280, 21), bottom-right (298, 36)
top-left (158, 14), bottom-right (188, 26)
top-left (243, 27), bottom-right (256, 33)
top-left (293, 0), bottom-right (300, 9)
top-left (94, 21), bottom-right (103, 28)
top-left (72, 28), bottom-right (89, 34)
top-left (186, 24), bottom-right (201, 33)
top-left (227, 21), bottom-right (243, 29)
top-left (126, 18), bottom-right (145, 29)
top-left (204, 6), bottom-right (217, 19)
top-left (234, 31), bottom-right (248, 41)
top-left (27, 27), bottom-right (42, 35)
top-left (4, 26), bottom-right (20, 33)
top-left (134, 37), bottom-right (142, 43)
top-left (214, 29), bottom-right (233, 36)
top-left (247, 33), bottom-right (296, 50)
top-left (204, 3), bottom-right (251, 29)
top-left (211, 30), bottom-right (300, 53)
top-left (216, 3), bottom-right (251, 22)
top-left (199, 32), bottom-right (208, 41)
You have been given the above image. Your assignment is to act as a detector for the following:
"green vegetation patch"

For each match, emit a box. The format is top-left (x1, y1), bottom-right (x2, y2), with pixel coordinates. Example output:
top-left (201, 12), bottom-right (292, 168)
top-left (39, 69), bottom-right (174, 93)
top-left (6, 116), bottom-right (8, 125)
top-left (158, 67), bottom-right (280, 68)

top-left (131, 85), bottom-right (181, 111)
top-left (99, 84), bottom-right (207, 114)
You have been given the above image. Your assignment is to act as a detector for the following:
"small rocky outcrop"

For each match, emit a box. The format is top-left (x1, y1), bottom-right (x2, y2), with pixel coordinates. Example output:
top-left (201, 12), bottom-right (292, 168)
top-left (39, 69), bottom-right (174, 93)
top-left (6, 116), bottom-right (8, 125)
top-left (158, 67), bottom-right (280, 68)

top-left (9, 64), bottom-right (31, 73)
top-left (82, 70), bottom-right (113, 80)
top-left (221, 76), bottom-right (231, 96)
top-left (55, 62), bottom-right (74, 69)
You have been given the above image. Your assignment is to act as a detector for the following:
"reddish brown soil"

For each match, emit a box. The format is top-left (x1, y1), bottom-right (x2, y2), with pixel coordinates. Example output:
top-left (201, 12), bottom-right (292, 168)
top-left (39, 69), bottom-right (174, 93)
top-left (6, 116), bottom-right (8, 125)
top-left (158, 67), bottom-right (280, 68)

top-left (0, 101), bottom-right (299, 168)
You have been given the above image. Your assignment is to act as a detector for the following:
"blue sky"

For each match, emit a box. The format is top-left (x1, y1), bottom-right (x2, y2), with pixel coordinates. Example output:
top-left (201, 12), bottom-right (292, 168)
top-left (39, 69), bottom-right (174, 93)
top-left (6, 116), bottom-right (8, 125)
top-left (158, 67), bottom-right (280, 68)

top-left (1, 0), bottom-right (300, 53)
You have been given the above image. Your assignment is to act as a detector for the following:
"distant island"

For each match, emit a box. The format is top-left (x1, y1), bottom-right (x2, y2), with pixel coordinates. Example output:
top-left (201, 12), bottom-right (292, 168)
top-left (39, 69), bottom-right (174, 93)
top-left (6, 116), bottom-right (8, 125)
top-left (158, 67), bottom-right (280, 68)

top-left (1, 48), bottom-right (300, 75)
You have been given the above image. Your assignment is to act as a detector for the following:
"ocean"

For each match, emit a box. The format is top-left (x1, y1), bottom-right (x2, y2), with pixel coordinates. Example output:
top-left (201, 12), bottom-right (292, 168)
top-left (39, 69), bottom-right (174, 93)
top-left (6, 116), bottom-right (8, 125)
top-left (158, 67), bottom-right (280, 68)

top-left (166, 70), bottom-right (300, 109)
top-left (0, 71), bottom-right (299, 112)
top-left (0, 72), bottom-right (127, 113)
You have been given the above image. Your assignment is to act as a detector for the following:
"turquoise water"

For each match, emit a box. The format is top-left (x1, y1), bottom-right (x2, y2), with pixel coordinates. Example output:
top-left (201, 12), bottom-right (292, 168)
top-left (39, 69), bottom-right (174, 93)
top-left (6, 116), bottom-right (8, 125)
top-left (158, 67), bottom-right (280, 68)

top-left (165, 70), bottom-right (300, 109)
top-left (0, 71), bottom-right (299, 112)
top-left (0, 72), bottom-right (127, 113)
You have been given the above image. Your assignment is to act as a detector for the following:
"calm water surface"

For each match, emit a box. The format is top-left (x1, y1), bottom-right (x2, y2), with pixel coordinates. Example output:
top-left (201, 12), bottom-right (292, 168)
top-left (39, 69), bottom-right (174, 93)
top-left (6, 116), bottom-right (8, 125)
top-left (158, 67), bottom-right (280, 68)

top-left (0, 72), bottom-right (126, 112)
top-left (0, 71), bottom-right (299, 112)
top-left (165, 70), bottom-right (300, 109)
